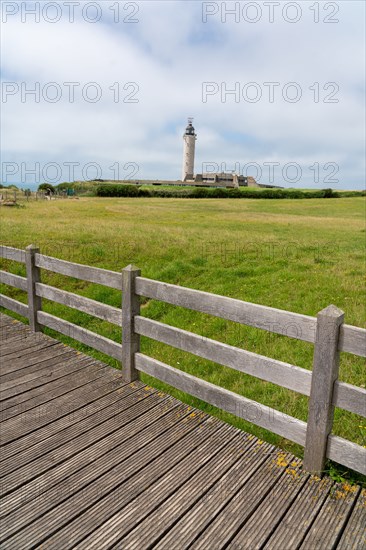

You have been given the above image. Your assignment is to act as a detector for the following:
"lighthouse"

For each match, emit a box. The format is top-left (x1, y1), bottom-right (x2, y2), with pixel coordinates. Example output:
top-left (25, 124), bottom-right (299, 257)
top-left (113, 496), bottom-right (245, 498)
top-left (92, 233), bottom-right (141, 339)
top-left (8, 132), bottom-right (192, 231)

top-left (182, 118), bottom-right (197, 181)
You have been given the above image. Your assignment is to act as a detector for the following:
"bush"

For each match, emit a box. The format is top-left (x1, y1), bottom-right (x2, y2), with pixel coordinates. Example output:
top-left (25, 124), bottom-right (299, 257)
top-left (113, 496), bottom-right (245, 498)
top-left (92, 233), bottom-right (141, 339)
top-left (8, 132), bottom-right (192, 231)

top-left (323, 188), bottom-right (339, 198)
top-left (38, 183), bottom-right (56, 193)
top-left (96, 184), bottom-right (140, 197)
top-left (95, 184), bottom-right (362, 200)
top-left (0, 184), bottom-right (19, 190)
top-left (209, 188), bottom-right (230, 198)
top-left (190, 187), bottom-right (213, 198)
top-left (55, 182), bottom-right (72, 191)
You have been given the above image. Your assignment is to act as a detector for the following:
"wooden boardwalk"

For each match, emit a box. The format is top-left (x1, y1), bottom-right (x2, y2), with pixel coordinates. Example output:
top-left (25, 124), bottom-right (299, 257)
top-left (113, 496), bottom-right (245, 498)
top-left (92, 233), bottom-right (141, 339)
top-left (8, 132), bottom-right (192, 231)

top-left (0, 313), bottom-right (365, 550)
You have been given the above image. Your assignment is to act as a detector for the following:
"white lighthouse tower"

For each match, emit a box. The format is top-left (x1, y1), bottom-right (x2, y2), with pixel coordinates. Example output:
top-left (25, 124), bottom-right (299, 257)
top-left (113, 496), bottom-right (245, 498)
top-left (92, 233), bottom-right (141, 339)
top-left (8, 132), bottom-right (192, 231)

top-left (182, 117), bottom-right (197, 181)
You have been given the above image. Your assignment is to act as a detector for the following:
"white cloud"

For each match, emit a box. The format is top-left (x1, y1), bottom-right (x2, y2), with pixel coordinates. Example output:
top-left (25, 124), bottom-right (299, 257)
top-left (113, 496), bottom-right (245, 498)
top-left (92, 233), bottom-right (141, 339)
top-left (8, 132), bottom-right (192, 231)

top-left (1, 0), bottom-right (365, 188)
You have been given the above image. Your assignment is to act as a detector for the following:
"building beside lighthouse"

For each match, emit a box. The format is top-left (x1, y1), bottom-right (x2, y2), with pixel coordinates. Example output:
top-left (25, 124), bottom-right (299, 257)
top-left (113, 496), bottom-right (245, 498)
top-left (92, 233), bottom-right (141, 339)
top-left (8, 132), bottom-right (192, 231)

top-left (181, 118), bottom-right (259, 188)
top-left (182, 118), bottom-right (197, 182)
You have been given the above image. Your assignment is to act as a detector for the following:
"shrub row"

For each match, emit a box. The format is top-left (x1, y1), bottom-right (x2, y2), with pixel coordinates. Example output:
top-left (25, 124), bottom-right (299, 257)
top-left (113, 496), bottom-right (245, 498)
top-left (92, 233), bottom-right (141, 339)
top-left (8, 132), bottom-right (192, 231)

top-left (95, 184), bottom-right (366, 199)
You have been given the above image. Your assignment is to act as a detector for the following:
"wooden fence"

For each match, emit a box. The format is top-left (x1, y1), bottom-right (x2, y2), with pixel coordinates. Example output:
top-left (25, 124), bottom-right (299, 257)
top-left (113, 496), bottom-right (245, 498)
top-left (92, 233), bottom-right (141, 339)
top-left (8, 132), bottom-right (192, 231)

top-left (0, 244), bottom-right (365, 476)
top-left (0, 190), bottom-right (75, 204)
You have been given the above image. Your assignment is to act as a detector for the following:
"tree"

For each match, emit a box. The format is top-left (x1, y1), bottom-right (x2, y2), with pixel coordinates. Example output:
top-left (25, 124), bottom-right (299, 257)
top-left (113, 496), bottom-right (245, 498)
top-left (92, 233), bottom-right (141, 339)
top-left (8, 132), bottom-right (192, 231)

top-left (38, 183), bottom-right (56, 193)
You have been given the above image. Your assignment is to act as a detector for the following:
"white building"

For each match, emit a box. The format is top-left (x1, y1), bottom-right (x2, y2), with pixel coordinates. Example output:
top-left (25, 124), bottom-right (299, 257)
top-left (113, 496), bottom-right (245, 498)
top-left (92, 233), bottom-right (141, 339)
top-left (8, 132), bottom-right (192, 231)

top-left (180, 118), bottom-right (274, 188)
top-left (182, 118), bottom-right (197, 182)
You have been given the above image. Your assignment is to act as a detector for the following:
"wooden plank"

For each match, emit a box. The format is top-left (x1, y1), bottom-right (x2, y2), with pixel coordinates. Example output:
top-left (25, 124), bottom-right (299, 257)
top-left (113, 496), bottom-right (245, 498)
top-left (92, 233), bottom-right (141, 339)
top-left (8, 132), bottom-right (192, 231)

top-left (1, 404), bottom-right (209, 546)
top-left (0, 312), bottom-right (18, 325)
top-left (0, 325), bottom-right (44, 345)
top-left (0, 324), bottom-right (23, 336)
top-left (135, 276), bottom-right (317, 343)
top-left (0, 326), bottom-right (47, 347)
top-left (1, 340), bottom-right (56, 363)
top-left (333, 381), bottom-right (366, 417)
top-left (103, 427), bottom-right (258, 550)
top-left (0, 312), bottom-right (23, 326)
top-left (0, 336), bottom-right (50, 357)
top-left (0, 319), bottom-right (30, 336)
top-left (1, 343), bottom-right (63, 377)
top-left (0, 362), bottom-right (111, 439)
top-left (0, 245), bottom-right (25, 263)
top-left (0, 348), bottom-right (78, 390)
top-left (43, 422), bottom-right (234, 550)
top-left (299, 482), bottom-right (360, 548)
top-left (228, 460), bottom-right (308, 549)
top-left (25, 245), bottom-right (42, 332)
top-left (1, 342), bottom-right (63, 374)
top-left (0, 376), bottom-right (138, 461)
top-left (0, 312), bottom-right (26, 323)
top-left (0, 390), bottom-right (170, 501)
top-left (135, 316), bottom-right (312, 396)
top-left (0, 330), bottom-right (32, 347)
top-left (0, 383), bottom-right (141, 478)
top-left (0, 324), bottom-right (47, 345)
top-left (35, 253), bottom-right (122, 289)
top-left (0, 337), bottom-right (49, 358)
top-left (327, 435), bottom-right (366, 475)
top-left (0, 329), bottom-right (33, 346)
top-left (337, 489), bottom-right (366, 550)
top-left (122, 265), bottom-right (141, 381)
top-left (1, 400), bottom-right (206, 541)
top-left (0, 332), bottom-right (48, 352)
top-left (0, 317), bottom-right (24, 328)
top-left (1, 360), bottom-right (107, 421)
top-left (0, 335), bottom-right (32, 350)
top-left (0, 325), bottom-right (22, 337)
top-left (303, 305), bottom-right (344, 475)
top-left (0, 368), bottom-right (124, 445)
top-left (35, 282), bottom-right (122, 326)
top-left (0, 270), bottom-right (27, 291)
top-left (135, 353), bottom-right (307, 446)
top-left (123, 437), bottom-right (274, 549)
top-left (0, 351), bottom-right (82, 404)
top-left (264, 475), bottom-right (334, 549)
top-left (0, 294), bottom-right (28, 317)
top-left (339, 324), bottom-right (366, 357)
top-left (188, 452), bottom-right (295, 549)
top-left (0, 314), bottom-right (22, 326)
top-left (37, 311), bottom-right (122, 361)
top-left (155, 442), bottom-right (274, 550)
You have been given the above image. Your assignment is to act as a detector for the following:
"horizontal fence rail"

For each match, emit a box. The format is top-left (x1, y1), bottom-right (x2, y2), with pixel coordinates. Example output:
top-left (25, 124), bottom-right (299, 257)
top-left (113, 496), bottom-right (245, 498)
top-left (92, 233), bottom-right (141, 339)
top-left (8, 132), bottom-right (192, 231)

top-left (0, 245), bottom-right (26, 263)
top-left (37, 311), bottom-right (122, 361)
top-left (135, 277), bottom-right (366, 358)
top-left (0, 294), bottom-right (29, 318)
top-left (339, 325), bottom-right (366, 357)
top-left (35, 253), bottom-right (122, 290)
top-left (134, 316), bottom-right (366, 418)
top-left (327, 435), bottom-right (366, 476)
top-left (35, 283), bottom-right (122, 326)
top-left (0, 244), bottom-right (365, 476)
top-left (134, 352), bottom-right (308, 446)
top-left (134, 315), bottom-right (313, 396)
top-left (0, 270), bottom-right (28, 291)
top-left (135, 277), bottom-right (318, 344)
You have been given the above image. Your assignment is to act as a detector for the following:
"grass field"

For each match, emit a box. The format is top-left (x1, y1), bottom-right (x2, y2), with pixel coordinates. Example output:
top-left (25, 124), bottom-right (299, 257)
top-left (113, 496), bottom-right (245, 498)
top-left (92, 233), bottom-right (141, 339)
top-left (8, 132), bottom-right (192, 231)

top-left (1, 196), bottom-right (365, 478)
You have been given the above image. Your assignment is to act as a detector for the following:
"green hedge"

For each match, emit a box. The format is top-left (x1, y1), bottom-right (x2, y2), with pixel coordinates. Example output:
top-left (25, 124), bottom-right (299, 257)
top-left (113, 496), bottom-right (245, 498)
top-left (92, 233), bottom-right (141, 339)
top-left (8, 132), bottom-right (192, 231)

top-left (94, 184), bottom-right (360, 199)
top-left (96, 184), bottom-right (150, 197)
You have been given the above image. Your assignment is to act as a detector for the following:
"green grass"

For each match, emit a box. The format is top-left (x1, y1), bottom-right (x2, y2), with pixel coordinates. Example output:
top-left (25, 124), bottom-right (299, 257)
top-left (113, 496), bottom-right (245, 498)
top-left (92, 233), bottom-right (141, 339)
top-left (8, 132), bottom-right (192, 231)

top-left (1, 196), bottom-right (365, 480)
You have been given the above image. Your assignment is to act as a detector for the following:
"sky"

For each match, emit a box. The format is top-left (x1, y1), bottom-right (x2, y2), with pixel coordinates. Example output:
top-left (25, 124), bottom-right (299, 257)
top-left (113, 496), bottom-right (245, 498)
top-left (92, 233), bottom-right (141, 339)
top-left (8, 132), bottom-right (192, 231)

top-left (1, 0), bottom-right (365, 189)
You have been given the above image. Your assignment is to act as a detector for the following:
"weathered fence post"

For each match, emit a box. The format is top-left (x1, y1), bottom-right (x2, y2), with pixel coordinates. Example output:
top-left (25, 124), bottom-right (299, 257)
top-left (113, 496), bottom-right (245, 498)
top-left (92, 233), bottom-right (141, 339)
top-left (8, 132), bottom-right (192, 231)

top-left (25, 244), bottom-right (42, 332)
top-left (303, 304), bottom-right (344, 475)
top-left (122, 265), bottom-right (141, 382)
